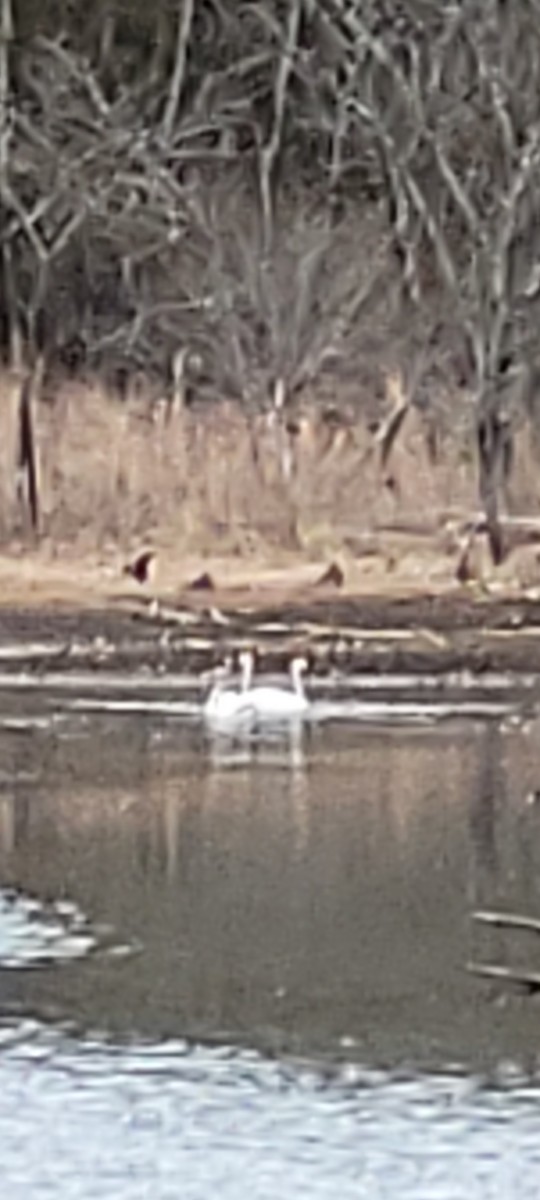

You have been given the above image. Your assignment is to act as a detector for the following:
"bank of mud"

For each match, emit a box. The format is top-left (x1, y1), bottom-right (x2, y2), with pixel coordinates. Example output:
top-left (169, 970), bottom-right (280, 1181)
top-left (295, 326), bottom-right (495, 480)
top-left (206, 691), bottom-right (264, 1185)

top-left (2, 590), bottom-right (540, 681)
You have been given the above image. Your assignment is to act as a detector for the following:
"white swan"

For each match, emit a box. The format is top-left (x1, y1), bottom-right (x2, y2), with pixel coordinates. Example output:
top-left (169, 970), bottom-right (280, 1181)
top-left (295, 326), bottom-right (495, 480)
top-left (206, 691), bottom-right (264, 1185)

top-left (203, 661), bottom-right (256, 722)
top-left (238, 650), bottom-right (310, 718)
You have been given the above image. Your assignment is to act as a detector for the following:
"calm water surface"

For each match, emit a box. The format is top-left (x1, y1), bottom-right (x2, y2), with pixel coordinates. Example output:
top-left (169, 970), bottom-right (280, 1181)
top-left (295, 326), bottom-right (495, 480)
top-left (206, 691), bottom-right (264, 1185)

top-left (2, 688), bottom-right (540, 1197)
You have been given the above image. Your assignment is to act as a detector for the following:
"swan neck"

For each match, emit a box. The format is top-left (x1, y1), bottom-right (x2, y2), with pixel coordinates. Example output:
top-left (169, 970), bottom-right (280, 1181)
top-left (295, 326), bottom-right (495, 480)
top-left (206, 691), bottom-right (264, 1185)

top-left (208, 678), bottom-right (222, 703)
top-left (291, 662), bottom-right (305, 696)
top-left (241, 653), bottom-right (254, 692)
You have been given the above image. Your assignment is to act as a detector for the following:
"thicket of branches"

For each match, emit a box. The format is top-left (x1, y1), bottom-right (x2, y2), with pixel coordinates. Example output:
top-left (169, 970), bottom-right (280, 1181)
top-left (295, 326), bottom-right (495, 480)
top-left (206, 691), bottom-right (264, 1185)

top-left (3, 0), bottom-right (540, 543)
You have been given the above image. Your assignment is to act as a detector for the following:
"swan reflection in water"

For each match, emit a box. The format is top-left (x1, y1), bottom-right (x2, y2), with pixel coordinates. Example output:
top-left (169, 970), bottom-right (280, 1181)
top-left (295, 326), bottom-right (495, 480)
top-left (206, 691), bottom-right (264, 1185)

top-left (204, 718), bottom-right (308, 773)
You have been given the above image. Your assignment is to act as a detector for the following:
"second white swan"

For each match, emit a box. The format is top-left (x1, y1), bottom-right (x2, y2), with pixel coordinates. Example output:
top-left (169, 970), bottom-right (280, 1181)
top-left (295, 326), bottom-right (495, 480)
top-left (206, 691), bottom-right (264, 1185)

top-left (238, 650), bottom-right (310, 718)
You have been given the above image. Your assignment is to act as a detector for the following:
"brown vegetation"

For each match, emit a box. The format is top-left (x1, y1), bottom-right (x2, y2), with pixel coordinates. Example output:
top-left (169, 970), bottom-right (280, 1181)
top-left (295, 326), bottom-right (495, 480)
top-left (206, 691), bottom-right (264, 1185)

top-left (0, 365), bottom-right (540, 611)
top-left (1, 366), bottom-right (470, 550)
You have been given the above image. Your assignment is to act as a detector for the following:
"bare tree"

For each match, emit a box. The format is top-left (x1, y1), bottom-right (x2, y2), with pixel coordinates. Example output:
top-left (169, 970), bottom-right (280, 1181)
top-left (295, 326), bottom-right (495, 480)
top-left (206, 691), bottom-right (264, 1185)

top-left (1, 0), bottom-right (540, 554)
top-left (306, 0), bottom-right (540, 557)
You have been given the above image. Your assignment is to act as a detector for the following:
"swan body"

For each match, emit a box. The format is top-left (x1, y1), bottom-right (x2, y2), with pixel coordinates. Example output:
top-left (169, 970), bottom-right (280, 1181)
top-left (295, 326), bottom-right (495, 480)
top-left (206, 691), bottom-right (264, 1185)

top-left (203, 663), bottom-right (256, 722)
top-left (238, 651), bottom-right (310, 718)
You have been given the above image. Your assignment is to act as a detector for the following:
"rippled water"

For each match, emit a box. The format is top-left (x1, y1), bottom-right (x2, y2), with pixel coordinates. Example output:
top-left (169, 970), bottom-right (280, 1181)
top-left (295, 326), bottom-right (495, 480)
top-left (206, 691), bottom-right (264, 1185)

top-left (0, 891), bottom-right (96, 967)
top-left (2, 684), bottom-right (540, 1196)
top-left (2, 1025), bottom-right (540, 1200)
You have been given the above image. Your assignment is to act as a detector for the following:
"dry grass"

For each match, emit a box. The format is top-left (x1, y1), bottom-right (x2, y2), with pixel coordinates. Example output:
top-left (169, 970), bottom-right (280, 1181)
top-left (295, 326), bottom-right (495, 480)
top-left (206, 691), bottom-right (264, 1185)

top-left (0, 368), bottom-right (539, 606)
top-left (1, 370), bottom-right (475, 545)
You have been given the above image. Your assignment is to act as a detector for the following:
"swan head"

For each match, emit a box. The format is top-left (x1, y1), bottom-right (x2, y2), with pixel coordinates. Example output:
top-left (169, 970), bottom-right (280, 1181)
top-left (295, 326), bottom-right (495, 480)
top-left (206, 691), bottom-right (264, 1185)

top-left (291, 655), bottom-right (308, 675)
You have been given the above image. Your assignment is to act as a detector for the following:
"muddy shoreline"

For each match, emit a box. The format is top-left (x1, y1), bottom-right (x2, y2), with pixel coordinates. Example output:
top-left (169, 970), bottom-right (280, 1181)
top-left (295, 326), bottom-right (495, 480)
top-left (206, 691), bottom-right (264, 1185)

top-left (2, 591), bottom-right (540, 679)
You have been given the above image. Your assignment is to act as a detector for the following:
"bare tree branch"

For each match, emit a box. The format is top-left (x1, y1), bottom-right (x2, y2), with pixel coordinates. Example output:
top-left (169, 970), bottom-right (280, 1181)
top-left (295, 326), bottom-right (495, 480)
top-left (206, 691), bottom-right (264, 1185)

top-left (161, 0), bottom-right (196, 142)
top-left (259, 0), bottom-right (303, 255)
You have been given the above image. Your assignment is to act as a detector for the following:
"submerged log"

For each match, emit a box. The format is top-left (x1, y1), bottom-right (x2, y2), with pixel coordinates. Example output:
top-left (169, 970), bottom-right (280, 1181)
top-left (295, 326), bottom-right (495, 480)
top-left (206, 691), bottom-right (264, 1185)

top-left (472, 910), bottom-right (540, 935)
top-left (466, 962), bottom-right (540, 994)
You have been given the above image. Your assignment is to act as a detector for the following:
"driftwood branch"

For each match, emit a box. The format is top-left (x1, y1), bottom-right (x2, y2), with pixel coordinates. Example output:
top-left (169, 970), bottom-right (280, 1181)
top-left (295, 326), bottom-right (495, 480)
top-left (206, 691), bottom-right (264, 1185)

top-left (472, 909), bottom-right (540, 935)
top-left (468, 908), bottom-right (540, 995)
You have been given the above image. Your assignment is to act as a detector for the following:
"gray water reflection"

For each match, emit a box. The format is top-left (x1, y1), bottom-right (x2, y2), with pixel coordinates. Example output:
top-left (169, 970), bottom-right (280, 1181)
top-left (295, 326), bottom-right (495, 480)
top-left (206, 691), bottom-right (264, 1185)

top-left (2, 706), bottom-right (540, 1194)
top-left (2, 712), bottom-right (540, 1064)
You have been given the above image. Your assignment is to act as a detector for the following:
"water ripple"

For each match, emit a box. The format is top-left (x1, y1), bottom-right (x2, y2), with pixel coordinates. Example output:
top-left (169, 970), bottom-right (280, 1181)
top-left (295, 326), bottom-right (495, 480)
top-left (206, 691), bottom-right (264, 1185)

top-left (0, 890), bottom-right (96, 969)
top-left (0, 1027), bottom-right (539, 1199)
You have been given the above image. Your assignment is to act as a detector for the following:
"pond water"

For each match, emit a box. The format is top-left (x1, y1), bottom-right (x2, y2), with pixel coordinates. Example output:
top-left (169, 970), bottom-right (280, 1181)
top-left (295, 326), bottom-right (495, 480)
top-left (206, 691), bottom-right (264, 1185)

top-left (2, 684), bottom-right (540, 1197)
